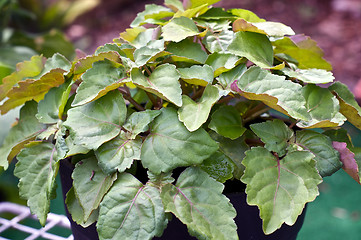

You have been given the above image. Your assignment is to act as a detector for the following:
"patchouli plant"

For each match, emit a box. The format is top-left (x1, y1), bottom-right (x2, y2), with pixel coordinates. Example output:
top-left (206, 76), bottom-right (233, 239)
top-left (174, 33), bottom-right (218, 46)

top-left (1, 0), bottom-right (361, 239)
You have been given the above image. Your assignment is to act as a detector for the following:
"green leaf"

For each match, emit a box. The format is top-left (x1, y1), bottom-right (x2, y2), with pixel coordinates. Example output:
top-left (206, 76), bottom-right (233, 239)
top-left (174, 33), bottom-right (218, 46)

top-left (95, 132), bottom-right (142, 174)
top-left (72, 156), bottom-right (117, 221)
top-left (0, 101), bottom-right (44, 169)
top-left (297, 84), bottom-right (346, 128)
top-left (162, 17), bottom-right (199, 42)
top-left (203, 29), bottom-right (234, 53)
top-left (119, 27), bottom-right (146, 45)
top-left (329, 82), bottom-right (361, 130)
top-left (217, 63), bottom-right (247, 89)
top-left (123, 110), bottom-right (161, 139)
top-left (295, 130), bottom-right (342, 177)
top-left (323, 128), bottom-right (353, 148)
top-left (148, 171), bottom-right (175, 187)
top-left (131, 64), bottom-right (182, 107)
top-left (141, 108), bottom-right (219, 174)
top-left (36, 80), bottom-right (72, 124)
top-left (233, 66), bottom-right (309, 121)
top-left (72, 60), bottom-right (126, 107)
top-left (187, 0), bottom-right (221, 8)
top-left (199, 151), bottom-right (234, 183)
top-left (205, 52), bottom-right (241, 77)
top-left (209, 105), bottom-right (246, 140)
top-left (97, 173), bottom-right (168, 240)
top-left (64, 90), bottom-right (126, 150)
top-left (250, 119), bottom-right (293, 157)
top-left (161, 167), bottom-right (237, 240)
top-left (95, 43), bottom-right (126, 55)
top-left (332, 142), bottom-right (360, 184)
top-left (282, 68), bottom-right (334, 84)
top-left (273, 36), bottom-right (332, 70)
top-left (166, 38), bottom-right (208, 64)
top-left (65, 186), bottom-right (99, 227)
top-left (196, 19), bottom-right (230, 32)
top-left (0, 55), bottom-right (44, 101)
top-left (133, 40), bottom-right (166, 67)
top-left (130, 4), bottom-right (174, 27)
top-left (128, 28), bottom-right (157, 49)
top-left (241, 147), bottom-right (322, 234)
top-left (229, 9), bottom-right (265, 22)
top-left (178, 65), bottom-right (214, 86)
top-left (228, 31), bottom-right (273, 68)
top-left (178, 84), bottom-right (221, 131)
top-left (197, 7), bottom-right (235, 20)
top-left (210, 132), bottom-right (249, 179)
top-left (14, 142), bottom-right (59, 226)
top-left (38, 53), bottom-right (72, 76)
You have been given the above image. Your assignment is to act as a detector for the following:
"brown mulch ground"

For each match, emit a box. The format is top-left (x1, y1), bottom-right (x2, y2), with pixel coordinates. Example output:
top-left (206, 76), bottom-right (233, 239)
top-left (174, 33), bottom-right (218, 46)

top-left (67, 0), bottom-right (361, 100)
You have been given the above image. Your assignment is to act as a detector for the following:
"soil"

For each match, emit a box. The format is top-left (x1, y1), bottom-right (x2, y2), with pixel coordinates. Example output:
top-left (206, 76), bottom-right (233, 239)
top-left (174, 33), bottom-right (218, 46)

top-left (66, 0), bottom-right (361, 101)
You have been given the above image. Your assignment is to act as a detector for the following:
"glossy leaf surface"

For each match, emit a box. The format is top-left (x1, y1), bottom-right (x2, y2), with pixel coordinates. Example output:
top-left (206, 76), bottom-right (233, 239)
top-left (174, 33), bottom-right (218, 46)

top-left (250, 119), bottom-right (293, 157)
top-left (298, 84), bottom-right (346, 128)
top-left (228, 31), bottom-right (273, 68)
top-left (199, 151), bottom-right (234, 183)
top-left (210, 132), bottom-right (249, 179)
top-left (295, 130), bottom-right (341, 177)
top-left (209, 105), bottom-right (246, 140)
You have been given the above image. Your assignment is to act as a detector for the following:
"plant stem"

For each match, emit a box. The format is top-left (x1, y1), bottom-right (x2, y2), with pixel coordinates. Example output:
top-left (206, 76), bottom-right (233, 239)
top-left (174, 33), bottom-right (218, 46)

top-left (217, 95), bottom-right (233, 104)
top-left (145, 91), bottom-right (158, 107)
top-left (118, 87), bottom-right (145, 111)
top-left (144, 65), bottom-right (152, 76)
top-left (243, 103), bottom-right (270, 123)
top-left (198, 36), bottom-right (211, 55)
top-left (191, 87), bottom-right (205, 100)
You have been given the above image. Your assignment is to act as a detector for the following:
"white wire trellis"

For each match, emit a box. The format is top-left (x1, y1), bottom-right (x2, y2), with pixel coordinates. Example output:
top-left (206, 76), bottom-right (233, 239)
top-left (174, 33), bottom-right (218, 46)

top-left (0, 202), bottom-right (73, 240)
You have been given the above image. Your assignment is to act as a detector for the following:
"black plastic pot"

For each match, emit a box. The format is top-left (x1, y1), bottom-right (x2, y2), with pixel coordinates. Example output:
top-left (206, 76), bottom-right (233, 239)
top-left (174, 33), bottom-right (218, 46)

top-left (59, 159), bottom-right (99, 240)
top-left (59, 160), bottom-right (306, 240)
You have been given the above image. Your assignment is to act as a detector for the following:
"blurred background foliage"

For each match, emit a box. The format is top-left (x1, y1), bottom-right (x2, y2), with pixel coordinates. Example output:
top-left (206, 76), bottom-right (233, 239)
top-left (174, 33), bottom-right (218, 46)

top-left (0, 0), bottom-right (100, 81)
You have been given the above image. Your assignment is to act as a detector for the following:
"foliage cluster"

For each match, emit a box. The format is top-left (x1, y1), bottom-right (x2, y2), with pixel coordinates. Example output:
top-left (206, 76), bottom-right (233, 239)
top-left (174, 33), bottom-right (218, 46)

top-left (1, 0), bottom-right (361, 239)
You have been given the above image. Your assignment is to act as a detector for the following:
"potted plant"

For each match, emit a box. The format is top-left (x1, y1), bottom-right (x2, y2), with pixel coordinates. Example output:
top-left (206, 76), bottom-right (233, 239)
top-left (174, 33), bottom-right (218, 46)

top-left (1, 0), bottom-right (361, 239)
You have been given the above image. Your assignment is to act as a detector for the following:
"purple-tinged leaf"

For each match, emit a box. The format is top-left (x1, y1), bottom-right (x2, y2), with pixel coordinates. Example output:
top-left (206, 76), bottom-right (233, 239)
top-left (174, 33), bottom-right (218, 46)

top-left (332, 141), bottom-right (360, 184)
